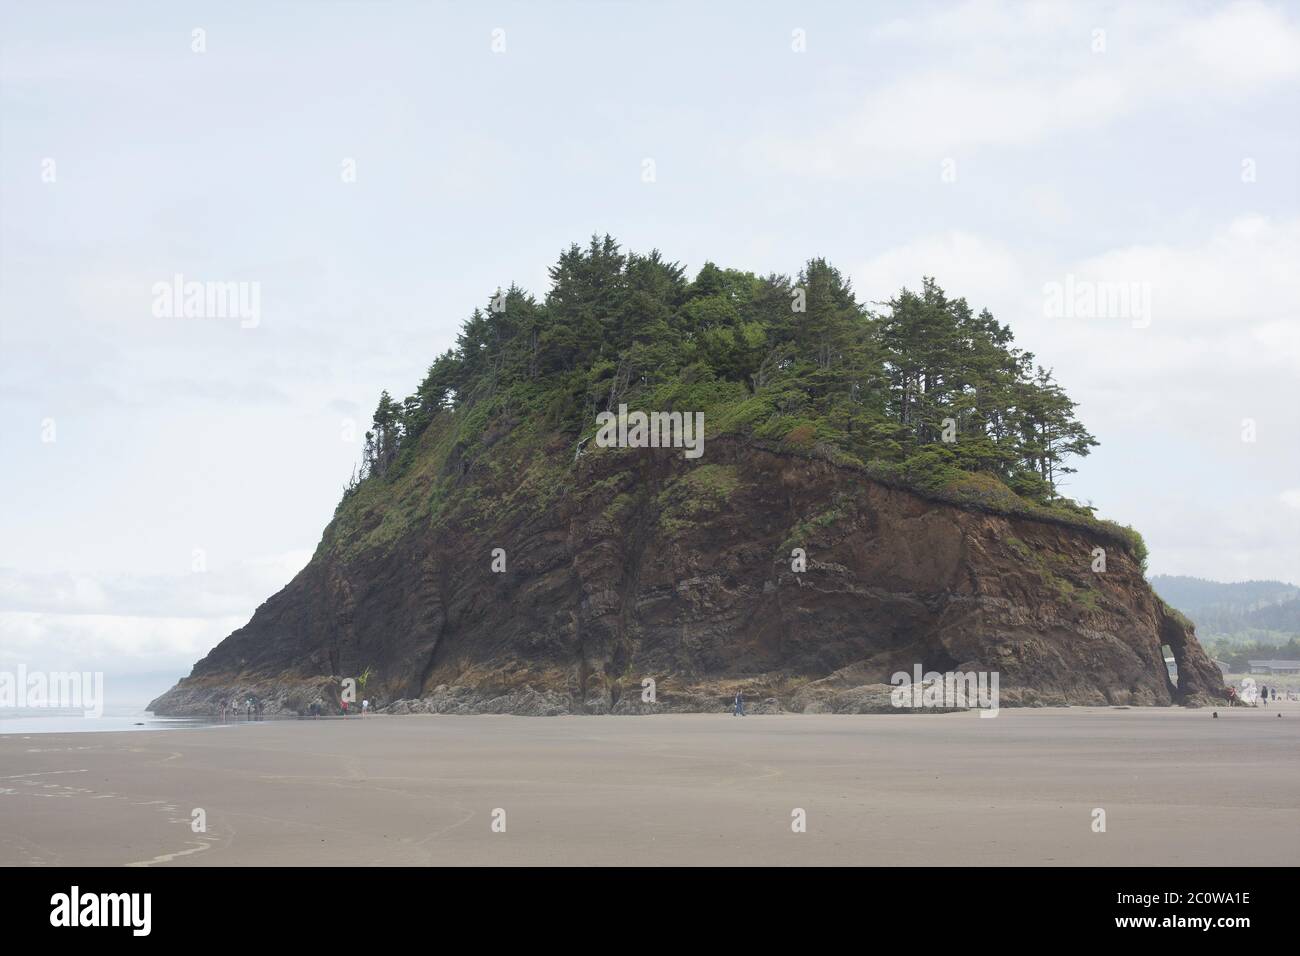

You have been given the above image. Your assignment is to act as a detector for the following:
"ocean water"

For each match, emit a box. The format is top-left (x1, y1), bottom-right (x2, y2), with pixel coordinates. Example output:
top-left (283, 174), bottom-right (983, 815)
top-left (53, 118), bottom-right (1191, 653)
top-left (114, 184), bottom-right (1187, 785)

top-left (0, 706), bottom-right (232, 735)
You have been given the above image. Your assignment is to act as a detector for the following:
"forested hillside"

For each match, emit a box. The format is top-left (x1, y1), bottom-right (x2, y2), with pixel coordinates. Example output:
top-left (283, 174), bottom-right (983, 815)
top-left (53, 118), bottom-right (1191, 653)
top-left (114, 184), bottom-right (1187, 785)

top-left (1151, 575), bottom-right (1300, 665)
top-left (343, 236), bottom-right (1138, 553)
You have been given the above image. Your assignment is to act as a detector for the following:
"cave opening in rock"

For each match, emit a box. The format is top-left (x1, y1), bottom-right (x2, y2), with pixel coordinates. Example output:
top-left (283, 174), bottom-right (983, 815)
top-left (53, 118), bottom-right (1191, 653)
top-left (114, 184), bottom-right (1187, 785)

top-left (1161, 642), bottom-right (1179, 693)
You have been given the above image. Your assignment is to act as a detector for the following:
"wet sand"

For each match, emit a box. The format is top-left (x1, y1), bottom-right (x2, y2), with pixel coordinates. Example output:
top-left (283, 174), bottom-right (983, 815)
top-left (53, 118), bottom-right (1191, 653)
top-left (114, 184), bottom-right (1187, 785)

top-left (2, 706), bottom-right (1296, 866)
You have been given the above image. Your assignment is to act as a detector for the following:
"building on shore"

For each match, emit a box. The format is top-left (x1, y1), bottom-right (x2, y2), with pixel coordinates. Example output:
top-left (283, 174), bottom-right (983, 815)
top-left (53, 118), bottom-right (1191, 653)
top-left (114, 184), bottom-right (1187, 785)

top-left (1247, 660), bottom-right (1300, 675)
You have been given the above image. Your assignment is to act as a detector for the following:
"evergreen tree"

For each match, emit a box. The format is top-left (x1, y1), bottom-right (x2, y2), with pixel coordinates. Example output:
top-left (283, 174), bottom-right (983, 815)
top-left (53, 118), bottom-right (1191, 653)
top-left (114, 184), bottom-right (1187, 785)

top-left (363, 390), bottom-right (402, 478)
top-left (347, 238), bottom-right (1102, 518)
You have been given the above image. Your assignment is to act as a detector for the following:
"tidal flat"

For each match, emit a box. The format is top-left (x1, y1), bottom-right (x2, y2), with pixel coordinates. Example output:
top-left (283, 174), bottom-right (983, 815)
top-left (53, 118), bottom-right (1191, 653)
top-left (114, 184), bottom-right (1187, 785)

top-left (2, 706), bottom-right (1295, 866)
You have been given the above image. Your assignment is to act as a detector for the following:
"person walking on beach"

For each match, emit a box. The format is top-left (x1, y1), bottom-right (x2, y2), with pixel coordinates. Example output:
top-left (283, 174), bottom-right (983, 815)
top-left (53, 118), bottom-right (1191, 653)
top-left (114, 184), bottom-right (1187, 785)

top-left (1260, 685), bottom-right (1268, 707)
top-left (362, 699), bottom-right (369, 716)
top-left (342, 698), bottom-right (349, 716)
top-left (733, 692), bottom-right (744, 717)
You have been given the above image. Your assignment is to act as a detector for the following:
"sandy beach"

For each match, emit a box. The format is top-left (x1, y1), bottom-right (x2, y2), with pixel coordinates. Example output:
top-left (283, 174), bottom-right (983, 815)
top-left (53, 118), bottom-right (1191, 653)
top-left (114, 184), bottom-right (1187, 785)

top-left (2, 706), bottom-right (1296, 867)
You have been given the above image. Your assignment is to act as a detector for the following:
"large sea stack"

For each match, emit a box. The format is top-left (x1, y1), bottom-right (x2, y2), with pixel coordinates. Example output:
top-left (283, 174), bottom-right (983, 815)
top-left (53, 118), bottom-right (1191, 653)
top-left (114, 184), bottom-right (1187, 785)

top-left (150, 239), bottom-right (1226, 716)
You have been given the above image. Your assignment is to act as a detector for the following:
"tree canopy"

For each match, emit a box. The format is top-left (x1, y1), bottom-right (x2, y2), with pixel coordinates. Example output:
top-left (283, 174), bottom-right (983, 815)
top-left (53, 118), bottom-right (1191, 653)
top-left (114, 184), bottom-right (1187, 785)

top-left (350, 235), bottom-right (1098, 513)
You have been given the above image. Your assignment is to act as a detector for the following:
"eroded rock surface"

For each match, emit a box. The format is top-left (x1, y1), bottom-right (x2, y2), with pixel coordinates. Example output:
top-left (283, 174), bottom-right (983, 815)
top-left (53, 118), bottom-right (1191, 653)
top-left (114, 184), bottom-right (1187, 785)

top-left (150, 439), bottom-right (1224, 716)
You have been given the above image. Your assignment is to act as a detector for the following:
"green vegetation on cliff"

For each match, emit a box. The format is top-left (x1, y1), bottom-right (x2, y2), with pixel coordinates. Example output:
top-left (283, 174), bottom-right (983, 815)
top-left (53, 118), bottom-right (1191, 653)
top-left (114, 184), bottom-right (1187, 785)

top-left (336, 236), bottom-right (1144, 561)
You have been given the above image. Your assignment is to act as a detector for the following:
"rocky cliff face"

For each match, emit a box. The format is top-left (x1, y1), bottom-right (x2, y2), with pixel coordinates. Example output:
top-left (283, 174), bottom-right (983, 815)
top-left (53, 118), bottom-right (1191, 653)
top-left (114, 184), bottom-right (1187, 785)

top-left (149, 433), bottom-right (1225, 717)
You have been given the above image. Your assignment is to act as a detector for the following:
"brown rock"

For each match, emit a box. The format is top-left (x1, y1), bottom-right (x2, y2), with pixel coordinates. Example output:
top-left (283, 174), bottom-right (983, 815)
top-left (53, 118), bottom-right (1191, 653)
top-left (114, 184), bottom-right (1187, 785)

top-left (149, 439), bottom-right (1224, 716)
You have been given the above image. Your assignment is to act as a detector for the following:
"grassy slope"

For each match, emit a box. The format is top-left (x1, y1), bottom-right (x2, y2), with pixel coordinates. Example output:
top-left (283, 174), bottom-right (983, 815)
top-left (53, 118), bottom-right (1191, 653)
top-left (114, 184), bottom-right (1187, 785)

top-left (318, 385), bottom-right (1151, 576)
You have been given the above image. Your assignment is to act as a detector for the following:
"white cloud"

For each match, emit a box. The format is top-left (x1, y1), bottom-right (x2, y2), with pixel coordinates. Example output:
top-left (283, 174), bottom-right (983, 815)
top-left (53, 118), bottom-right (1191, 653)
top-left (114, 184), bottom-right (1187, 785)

top-left (0, 549), bottom-right (311, 688)
top-left (855, 215), bottom-right (1300, 374)
top-left (0, 612), bottom-right (242, 668)
top-left (761, 1), bottom-right (1300, 178)
top-left (1064, 216), bottom-right (1300, 337)
top-left (0, 549), bottom-right (311, 620)
top-left (854, 231), bottom-right (1029, 312)
top-left (1175, 0), bottom-right (1300, 90)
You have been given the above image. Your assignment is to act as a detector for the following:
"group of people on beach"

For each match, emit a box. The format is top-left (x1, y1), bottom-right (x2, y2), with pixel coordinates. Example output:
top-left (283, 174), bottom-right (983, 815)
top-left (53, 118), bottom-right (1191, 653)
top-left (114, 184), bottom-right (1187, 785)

top-left (303, 697), bottom-right (370, 718)
top-left (215, 695), bottom-right (376, 720)
top-left (1225, 683), bottom-right (1287, 706)
top-left (218, 697), bottom-right (263, 719)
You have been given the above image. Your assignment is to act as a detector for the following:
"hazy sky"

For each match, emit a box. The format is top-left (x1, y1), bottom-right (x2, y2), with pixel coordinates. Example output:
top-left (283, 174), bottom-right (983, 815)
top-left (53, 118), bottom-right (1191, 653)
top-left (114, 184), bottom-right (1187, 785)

top-left (2, 0), bottom-right (1298, 706)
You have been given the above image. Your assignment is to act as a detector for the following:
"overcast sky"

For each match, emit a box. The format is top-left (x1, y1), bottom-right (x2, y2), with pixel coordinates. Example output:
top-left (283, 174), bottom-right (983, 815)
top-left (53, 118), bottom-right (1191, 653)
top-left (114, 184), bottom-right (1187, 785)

top-left (2, 0), bottom-right (1298, 707)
